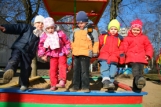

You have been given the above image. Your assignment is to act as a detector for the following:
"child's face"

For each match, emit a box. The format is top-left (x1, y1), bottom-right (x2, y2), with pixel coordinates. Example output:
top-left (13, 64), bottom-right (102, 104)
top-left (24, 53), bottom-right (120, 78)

top-left (46, 26), bottom-right (55, 33)
top-left (109, 26), bottom-right (118, 35)
top-left (77, 22), bottom-right (87, 30)
top-left (34, 22), bottom-right (44, 30)
top-left (131, 27), bottom-right (141, 36)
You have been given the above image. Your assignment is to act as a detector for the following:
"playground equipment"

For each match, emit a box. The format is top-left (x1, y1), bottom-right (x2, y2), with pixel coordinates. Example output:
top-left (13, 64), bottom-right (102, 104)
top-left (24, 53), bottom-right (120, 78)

top-left (43, 0), bottom-right (109, 25)
top-left (0, 0), bottom-right (147, 107)
top-left (0, 88), bottom-right (147, 107)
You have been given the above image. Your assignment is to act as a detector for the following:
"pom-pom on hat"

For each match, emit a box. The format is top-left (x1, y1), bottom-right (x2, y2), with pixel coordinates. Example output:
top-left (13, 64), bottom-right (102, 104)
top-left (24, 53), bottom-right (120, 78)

top-left (43, 17), bottom-right (55, 30)
top-left (34, 15), bottom-right (44, 23)
top-left (108, 19), bottom-right (120, 31)
top-left (76, 11), bottom-right (88, 22)
top-left (131, 19), bottom-right (143, 30)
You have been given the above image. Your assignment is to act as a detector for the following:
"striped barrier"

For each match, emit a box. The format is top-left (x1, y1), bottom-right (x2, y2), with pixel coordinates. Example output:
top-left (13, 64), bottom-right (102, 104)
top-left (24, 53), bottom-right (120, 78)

top-left (0, 88), bottom-right (147, 107)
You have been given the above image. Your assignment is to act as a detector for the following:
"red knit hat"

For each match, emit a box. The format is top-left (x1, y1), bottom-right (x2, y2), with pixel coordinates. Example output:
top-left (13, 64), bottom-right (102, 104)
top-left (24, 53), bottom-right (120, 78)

top-left (131, 19), bottom-right (143, 30)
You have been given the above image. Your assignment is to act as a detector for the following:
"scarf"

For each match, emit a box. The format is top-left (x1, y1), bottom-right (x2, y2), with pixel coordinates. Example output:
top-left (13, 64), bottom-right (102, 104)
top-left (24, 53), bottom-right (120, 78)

top-left (33, 29), bottom-right (43, 37)
top-left (43, 31), bottom-right (60, 50)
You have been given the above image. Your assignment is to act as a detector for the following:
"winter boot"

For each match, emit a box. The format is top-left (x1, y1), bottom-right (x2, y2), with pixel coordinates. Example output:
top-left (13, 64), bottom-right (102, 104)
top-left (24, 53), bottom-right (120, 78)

top-left (69, 87), bottom-right (79, 92)
top-left (103, 80), bottom-right (115, 89)
top-left (20, 86), bottom-right (28, 91)
top-left (50, 86), bottom-right (57, 91)
top-left (81, 88), bottom-right (90, 93)
top-left (137, 77), bottom-right (146, 89)
top-left (56, 80), bottom-right (65, 88)
top-left (3, 69), bottom-right (14, 84)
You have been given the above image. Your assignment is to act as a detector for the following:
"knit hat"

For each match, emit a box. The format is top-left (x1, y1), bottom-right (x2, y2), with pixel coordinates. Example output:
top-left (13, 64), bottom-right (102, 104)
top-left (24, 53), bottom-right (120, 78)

top-left (131, 19), bottom-right (143, 30)
top-left (34, 15), bottom-right (44, 23)
top-left (76, 11), bottom-right (88, 22)
top-left (108, 19), bottom-right (120, 31)
top-left (43, 17), bottom-right (55, 30)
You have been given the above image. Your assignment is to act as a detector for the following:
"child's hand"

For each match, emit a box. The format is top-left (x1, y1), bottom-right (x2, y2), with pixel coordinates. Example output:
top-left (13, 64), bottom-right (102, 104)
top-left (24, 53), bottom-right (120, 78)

top-left (93, 53), bottom-right (98, 57)
top-left (145, 55), bottom-right (149, 60)
top-left (0, 26), bottom-right (5, 32)
top-left (41, 56), bottom-right (47, 62)
top-left (67, 65), bottom-right (72, 72)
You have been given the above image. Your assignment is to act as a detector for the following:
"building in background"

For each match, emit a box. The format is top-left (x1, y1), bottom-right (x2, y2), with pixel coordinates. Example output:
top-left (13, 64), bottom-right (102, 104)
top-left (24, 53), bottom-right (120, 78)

top-left (118, 28), bottom-right (129, 37)
top-left (0, 17), bottom-right (18, 67)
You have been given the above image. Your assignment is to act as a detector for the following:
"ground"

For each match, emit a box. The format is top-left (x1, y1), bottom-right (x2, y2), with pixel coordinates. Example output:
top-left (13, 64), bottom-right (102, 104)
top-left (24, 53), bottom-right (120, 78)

top-left (0, 70), bottom-right (161, 107)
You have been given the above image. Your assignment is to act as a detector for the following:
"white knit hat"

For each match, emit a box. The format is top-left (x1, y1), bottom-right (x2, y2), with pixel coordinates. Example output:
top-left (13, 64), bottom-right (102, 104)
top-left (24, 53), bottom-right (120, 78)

top-left (43, 17), bottom-right (55, 30)
top-left (34, 15), bottom-right (45, 23)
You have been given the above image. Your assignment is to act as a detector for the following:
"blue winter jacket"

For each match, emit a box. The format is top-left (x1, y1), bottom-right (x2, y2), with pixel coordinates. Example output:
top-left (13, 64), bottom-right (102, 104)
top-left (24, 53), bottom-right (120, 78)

top-left (1, 23), bottom-right (39, 58)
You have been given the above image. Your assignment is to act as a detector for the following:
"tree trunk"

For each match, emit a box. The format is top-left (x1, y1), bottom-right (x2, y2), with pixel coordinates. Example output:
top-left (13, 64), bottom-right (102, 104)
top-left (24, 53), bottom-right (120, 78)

top-left (31, 57), bottom-right (37, 77)
top-left (110, 0), bottom-right (122, 20)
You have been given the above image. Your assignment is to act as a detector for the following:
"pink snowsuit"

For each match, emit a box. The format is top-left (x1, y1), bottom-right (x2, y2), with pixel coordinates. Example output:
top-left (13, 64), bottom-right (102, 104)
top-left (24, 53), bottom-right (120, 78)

top-left (38, 30), bottom-right (71, 87)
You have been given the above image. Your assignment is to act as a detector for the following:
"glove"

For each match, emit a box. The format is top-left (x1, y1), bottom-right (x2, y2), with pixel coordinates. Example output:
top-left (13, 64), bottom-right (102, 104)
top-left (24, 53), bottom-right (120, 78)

top-left (93, 53), bottom-right (98, 57)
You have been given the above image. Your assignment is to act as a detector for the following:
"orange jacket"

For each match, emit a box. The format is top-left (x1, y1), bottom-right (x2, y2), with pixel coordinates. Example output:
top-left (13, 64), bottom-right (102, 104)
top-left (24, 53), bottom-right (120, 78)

top-left (71, 28), bottom-right (99, 57)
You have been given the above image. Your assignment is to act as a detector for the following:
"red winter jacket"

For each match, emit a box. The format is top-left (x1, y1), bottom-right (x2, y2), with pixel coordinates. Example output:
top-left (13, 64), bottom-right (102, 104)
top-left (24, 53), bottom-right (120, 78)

top-left (123, 30), bottom-right (153, 64)
top-left (98, 32), bottom-right (124, 64)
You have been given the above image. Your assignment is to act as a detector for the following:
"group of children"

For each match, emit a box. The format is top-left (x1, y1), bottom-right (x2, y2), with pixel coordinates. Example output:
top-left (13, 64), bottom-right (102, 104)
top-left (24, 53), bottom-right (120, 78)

top-left (0, 10), bottom-right (153, 92)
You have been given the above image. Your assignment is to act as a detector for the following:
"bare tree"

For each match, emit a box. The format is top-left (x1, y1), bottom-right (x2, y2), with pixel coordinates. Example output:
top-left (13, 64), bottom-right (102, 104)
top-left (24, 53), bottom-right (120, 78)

top-left (110, 0), bottom-right (122, 20)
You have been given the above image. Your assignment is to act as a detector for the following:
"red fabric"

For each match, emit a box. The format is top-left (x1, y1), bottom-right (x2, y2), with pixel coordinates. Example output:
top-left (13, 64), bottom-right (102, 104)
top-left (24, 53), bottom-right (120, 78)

top-left (50, 55), bottom-right (67, 86)
top-left (123, 30), bottom-right (153, 64)
top-left (119, 56), bottom-right (125, 64)
top-left (98, 32), bottom-right (124, 64)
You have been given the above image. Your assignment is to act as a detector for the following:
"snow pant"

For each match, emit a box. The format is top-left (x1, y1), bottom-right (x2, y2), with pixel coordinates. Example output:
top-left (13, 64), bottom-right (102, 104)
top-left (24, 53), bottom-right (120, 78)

top-left (130, 63), bottom-right (144, 90)
top-left (72, 56), bottom-right (90, 90)
top-left (49, 55), bottom-right (67, 87)
top-left (4, 49), bottom-right (33, 87)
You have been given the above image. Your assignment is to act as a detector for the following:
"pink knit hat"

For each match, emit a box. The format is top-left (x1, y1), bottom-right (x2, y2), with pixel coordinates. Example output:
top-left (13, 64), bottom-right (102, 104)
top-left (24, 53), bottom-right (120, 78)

top-left (131, 19), bottom-right (143, 30)
top-left (43, 17), bottom-right (55, 30)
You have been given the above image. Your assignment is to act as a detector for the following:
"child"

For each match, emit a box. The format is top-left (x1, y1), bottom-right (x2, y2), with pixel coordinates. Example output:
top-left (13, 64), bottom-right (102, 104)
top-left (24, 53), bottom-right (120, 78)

top-left (0, 15), bottom-right (44, 91)
top-left (69, 11), bottom-right (99, 92)
top-left (38, 17), bottom-right (71, 91)
top-left (98, 19), bottom-right (124, 89)
top-left (123, 19), bottom-right (153, 92)
top-left (156, 49), bottom-right (161, 69)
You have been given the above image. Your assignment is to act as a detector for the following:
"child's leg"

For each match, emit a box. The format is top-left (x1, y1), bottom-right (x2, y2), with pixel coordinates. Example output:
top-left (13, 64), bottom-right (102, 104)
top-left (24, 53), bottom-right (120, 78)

top-left (19, 52), bottom-right (32, 91)
top-left (99, 61), bottom-right (111, 89)
top-left (109, 64), bottom-right (118, 83)
top-left (131, 63), bottom-right (145, 91)
top-left (3, 49), bottom-right (21, 84)
top-left (69, 56), bottom-right (81, 91)
top-left (50, 57), bottom-right (59, 90)
top-left (100, 60), bottom-right (110, 81)
top-left (80, 56), bottom-right (90, 92)
top-left (56, 55), bottom-right (67, 88)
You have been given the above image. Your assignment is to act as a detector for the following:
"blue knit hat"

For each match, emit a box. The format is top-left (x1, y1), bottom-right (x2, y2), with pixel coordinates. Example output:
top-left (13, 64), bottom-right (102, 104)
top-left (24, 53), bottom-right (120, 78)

top-left (76, 11), bottom-right (88, 22)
